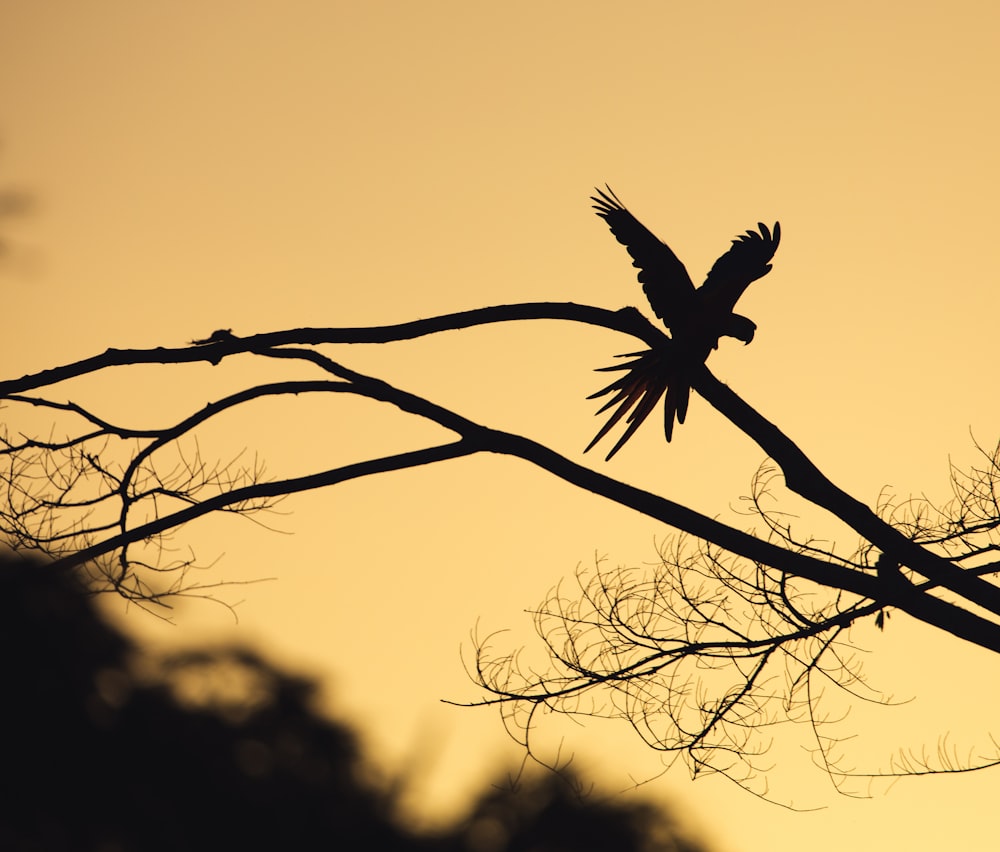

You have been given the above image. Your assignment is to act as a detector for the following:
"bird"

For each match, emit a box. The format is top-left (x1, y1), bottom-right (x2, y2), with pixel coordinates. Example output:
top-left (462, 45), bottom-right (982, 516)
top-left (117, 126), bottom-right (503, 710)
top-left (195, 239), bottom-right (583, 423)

top-left (586, 186), bottom-right (780, 459)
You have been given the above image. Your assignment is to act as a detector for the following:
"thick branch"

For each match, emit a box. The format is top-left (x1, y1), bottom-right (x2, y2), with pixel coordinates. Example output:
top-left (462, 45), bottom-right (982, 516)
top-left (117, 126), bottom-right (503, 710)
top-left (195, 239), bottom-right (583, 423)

top-left (479, 429), bottom-right (1000, 655)
top-left (0, 303), bottom-right (662, 396)
top-left (694, 367), bottom-right (1000, 621)
top-left (46, 440), bottom-right (481, 573)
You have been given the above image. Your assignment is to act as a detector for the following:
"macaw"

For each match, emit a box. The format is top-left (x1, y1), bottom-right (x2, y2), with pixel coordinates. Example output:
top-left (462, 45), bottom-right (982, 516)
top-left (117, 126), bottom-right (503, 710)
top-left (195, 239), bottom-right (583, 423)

top-left (587, 187), bottom-right (780, 458)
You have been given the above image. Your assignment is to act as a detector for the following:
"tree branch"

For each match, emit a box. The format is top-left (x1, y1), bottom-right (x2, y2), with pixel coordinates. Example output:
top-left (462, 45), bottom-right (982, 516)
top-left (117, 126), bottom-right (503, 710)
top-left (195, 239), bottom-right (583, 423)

top-left (694, 367), bottom-right (1000, 621)
top-left (46, 439), bottom-right (481, 573)
top-left (0, 303), bottom-right (663, 397)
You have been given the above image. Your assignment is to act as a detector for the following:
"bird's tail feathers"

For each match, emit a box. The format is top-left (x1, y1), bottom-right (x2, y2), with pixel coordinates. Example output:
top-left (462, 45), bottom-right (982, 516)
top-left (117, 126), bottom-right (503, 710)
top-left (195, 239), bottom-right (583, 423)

top-left (585, 349), bottom-right (686, 460)
top-left (662, 381), bottom-right (690, 443)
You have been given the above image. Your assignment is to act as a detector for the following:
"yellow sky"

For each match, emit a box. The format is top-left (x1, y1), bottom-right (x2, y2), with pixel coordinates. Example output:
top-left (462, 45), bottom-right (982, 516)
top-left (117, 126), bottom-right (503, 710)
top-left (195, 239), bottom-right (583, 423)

top-left (3, 2), bottom-right (1000, 849)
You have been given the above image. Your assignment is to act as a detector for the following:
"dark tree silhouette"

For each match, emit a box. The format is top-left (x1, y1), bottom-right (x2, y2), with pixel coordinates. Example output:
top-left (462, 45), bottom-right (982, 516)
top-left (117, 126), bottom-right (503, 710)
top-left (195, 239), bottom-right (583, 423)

top-left (0, 553), bottom-right (409, 851)
top-left (2, 188), bottom-right (1000, 801)
top-left (0, 552), bottom-right (711, 852)
top-left (447, 769), bottom-right (708, 852)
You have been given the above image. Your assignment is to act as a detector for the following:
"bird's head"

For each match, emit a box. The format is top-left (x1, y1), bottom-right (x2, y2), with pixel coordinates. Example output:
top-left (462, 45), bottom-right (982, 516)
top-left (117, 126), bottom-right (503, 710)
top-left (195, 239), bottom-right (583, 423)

top-left (721, 313), bottom-right (757, 345)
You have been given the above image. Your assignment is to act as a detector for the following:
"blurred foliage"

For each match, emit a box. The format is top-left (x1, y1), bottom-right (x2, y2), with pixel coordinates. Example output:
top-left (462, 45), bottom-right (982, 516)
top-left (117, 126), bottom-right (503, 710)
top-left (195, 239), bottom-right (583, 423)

top-left (0, 553), bottom-right (711, 852)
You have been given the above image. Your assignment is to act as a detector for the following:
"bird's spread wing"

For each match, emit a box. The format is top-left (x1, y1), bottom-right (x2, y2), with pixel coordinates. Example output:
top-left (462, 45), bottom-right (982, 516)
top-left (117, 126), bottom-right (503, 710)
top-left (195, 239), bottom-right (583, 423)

top-left (698, 222), bottom-right (781, 314)
top-left (591, 187), bottom-right (696, 330)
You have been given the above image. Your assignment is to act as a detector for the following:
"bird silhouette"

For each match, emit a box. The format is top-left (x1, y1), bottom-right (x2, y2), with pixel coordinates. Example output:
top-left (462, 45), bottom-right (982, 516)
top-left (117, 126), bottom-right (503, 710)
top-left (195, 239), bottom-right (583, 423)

top-left (586, 186), bottom-right (780, 458)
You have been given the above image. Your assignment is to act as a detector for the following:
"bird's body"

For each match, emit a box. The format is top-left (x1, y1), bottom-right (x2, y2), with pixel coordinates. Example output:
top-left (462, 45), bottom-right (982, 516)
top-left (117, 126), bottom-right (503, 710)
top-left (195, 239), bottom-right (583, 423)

top-left (587, 187), bottom-right (780, 458)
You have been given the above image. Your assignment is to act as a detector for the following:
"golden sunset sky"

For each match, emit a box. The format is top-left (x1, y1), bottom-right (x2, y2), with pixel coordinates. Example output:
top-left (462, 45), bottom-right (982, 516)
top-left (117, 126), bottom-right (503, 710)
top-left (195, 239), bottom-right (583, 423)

top-left (3, 2), bottom-right (1000, 850)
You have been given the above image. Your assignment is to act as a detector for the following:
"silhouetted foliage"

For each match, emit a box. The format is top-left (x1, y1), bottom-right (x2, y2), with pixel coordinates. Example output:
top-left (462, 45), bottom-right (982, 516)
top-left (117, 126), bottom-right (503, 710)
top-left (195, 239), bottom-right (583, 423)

top-left (0, 553), bottom-right (410, 851)
top-left (0, 552), bottom-right (711, 852)
top-left (447, 771), bottom-right (706, 852)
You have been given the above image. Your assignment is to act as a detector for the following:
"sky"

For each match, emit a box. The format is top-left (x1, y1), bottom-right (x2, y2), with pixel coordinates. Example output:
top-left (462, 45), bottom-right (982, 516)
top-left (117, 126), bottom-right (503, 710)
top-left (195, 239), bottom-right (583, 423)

top-left (2, 1), bottom-right (1000, 850)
